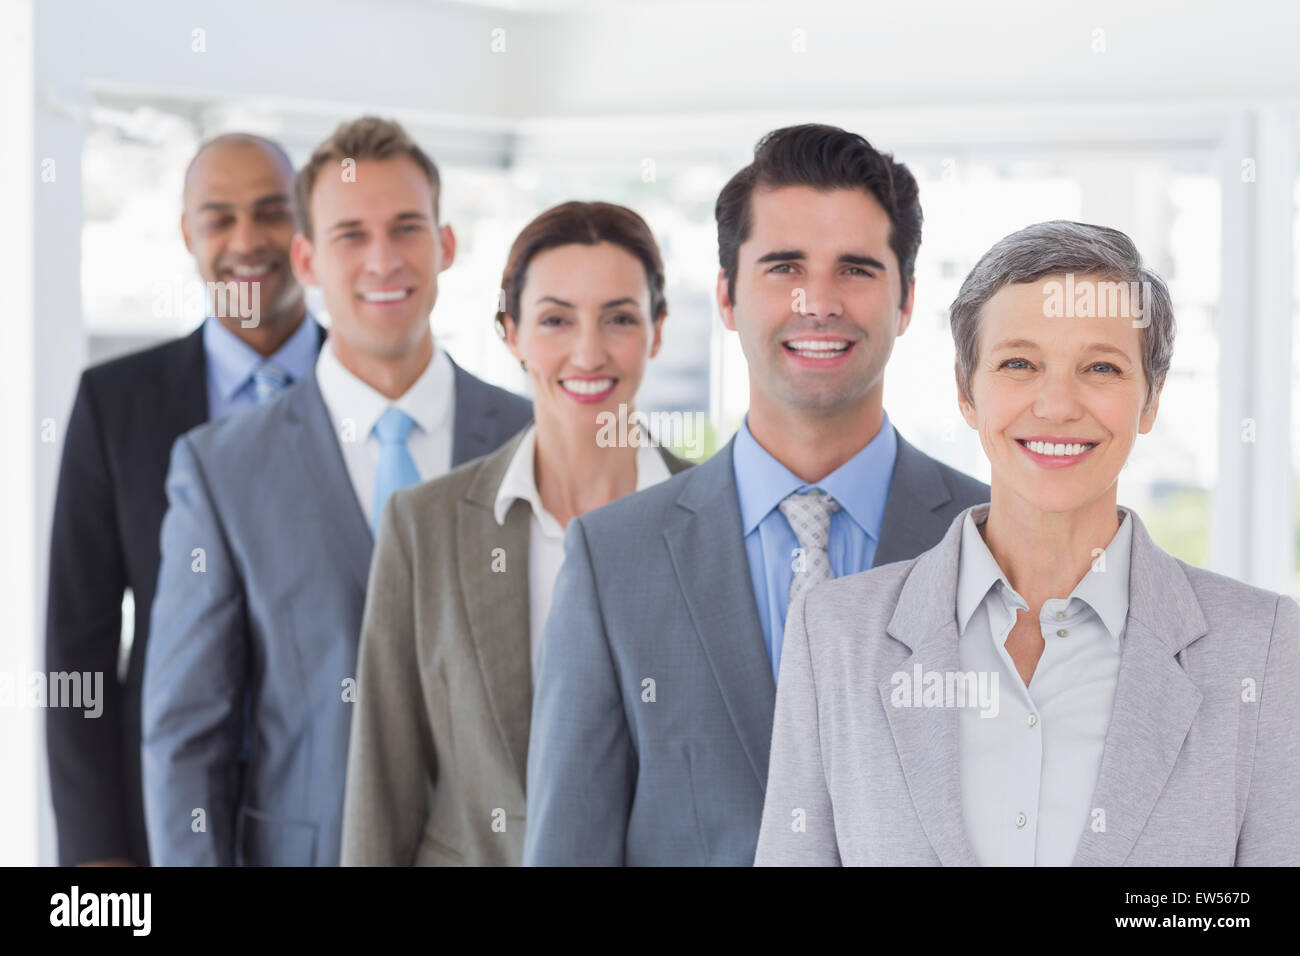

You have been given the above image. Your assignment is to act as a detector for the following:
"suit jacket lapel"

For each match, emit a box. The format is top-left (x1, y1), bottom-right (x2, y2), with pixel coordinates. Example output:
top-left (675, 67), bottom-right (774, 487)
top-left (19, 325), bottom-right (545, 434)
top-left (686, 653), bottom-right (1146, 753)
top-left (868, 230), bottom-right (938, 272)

top-left (1071, 510), bottom-right (1205, 866)
top-left (458, 430), bottom-right (533, 785)
top-left (285, 371), bottom-right (374, 593)
top-left (883, 511), bottom-right (981, 865)
top-left (664, 437), bottom-right (775, 790)
top-left (161, 325), bottom-right (209, 430)
top-left (874, 432), bottom-right (957, 567)
top-left (449, 355), bottom-right (503, 466)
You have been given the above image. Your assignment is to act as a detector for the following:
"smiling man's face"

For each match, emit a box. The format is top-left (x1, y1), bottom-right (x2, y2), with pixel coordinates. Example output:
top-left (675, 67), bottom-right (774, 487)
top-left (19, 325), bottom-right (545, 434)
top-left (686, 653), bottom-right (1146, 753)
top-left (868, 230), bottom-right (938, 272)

top-left (717, 184), bottom-right (912, 419)
top-left (181, 139), bottom-right (302, 329)
top-left (291, 155), bottom-right (453, 361)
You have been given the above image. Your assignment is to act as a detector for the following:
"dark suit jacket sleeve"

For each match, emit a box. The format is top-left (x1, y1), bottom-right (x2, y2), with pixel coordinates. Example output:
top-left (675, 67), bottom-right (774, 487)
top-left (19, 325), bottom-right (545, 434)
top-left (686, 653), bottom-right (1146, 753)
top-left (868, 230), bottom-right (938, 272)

top-left (340, 493), bottom-right (434, 865)
top-left (44, 371), bottom-right (132, 864)
top-left (1236, 594), bottom-right (1300, 865)
top-left (141, 434), bottom-right (247, 866)
top-left (754, 588), bottom-right (841, 866)
top-left (523, 518), bottom-right (634, 865)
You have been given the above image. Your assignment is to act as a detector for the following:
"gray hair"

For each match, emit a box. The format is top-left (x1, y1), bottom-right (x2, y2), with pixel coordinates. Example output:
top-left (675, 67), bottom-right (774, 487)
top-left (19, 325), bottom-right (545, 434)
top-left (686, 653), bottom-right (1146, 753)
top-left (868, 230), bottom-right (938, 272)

top-left (949, 220), bottom-right (1175, 411)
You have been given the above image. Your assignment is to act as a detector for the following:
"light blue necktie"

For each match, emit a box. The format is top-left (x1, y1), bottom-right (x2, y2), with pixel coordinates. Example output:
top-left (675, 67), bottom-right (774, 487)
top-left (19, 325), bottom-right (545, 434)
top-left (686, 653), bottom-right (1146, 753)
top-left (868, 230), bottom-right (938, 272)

top-left (372, 407), bottom-right (420, 536)
top-left (251, 361), bottom-right (292, 404)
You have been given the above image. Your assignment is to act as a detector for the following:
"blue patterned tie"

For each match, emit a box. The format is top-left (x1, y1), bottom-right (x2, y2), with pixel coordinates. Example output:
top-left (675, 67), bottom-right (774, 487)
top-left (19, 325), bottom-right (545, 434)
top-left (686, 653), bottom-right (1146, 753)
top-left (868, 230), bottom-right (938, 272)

top-left (372, 408), bottom-right (420, 536)
top-left (251, 361), bottom-right (292, 404)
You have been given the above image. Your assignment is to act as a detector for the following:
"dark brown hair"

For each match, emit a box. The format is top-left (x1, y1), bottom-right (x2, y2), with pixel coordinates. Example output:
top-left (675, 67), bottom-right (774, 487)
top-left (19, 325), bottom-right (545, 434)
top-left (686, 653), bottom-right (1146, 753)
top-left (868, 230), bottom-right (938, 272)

top-left (495, 201), bottom-right (667, 338)
top-left (715, 123), bottom-right (922, 308)
top-left (294, 116), bottom-right (441, 238)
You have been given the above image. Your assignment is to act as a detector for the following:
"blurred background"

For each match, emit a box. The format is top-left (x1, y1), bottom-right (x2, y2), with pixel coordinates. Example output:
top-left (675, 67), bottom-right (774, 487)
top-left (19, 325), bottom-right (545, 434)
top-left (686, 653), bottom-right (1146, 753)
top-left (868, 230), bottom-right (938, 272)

top-left (2, 0), bottom-right (1297, 864)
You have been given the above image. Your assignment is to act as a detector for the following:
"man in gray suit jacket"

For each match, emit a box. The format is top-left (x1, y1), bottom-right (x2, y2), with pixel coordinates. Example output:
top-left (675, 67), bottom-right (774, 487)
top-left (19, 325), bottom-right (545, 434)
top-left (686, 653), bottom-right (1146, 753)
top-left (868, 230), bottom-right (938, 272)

top-left (143, 117), bottom-right (531, 866)
top-left (524, 124), bottom-right (989, 865)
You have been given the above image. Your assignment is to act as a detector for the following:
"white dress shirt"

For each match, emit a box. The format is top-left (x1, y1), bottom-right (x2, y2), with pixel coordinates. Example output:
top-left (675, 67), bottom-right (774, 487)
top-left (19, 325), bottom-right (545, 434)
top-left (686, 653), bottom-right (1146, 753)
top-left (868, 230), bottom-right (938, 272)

top-left (493, 423), bottom-right (672, 681)
top-left (955, 502), bottom-right (1134, 866)
top-left (314, 340), bottom-right (455, 527)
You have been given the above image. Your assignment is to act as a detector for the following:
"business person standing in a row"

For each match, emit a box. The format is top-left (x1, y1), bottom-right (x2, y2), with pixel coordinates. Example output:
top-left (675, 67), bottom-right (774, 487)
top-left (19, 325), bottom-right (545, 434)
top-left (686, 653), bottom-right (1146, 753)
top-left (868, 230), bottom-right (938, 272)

top-left (341, 201), bottom-right (690, 865)
top-left (757, 221), bottom-right (1300, 866)
top-left (46, 134), bottom-right (325, 866)
top-left (524, 124), bottom-right (991, 866)
top-left (142, 117), bottom-right (531, 866)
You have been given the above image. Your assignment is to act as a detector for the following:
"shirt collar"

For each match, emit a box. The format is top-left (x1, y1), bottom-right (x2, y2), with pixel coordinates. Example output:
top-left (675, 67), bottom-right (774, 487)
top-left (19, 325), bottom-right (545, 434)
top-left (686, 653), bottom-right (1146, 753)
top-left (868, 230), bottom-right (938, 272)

top-left (732, 410), bottom-right (898, 539)
top-left (313, 337), bottom-right (454, 439)
top-left (492, 423), bottom-right (674, 537)
top-left (202, 313), bottom-right (319, 402)
top-left (955, 502), bottom-right (1134, 640)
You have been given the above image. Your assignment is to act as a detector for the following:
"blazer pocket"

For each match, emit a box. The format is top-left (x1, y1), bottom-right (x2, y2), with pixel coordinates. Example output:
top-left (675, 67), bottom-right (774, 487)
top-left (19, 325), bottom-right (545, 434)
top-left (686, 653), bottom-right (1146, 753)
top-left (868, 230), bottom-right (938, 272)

top-left (235, 805), bottom-right (319, 866)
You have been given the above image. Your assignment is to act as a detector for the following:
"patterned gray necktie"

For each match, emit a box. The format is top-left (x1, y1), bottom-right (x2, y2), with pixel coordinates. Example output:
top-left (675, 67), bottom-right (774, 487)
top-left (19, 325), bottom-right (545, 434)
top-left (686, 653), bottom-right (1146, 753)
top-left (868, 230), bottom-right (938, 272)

top-left (251, 361), bottom-right (292, 404)
top-left (778, 488), bottom-right (842, 604)
top-left (774, 489), bottom-right (837, 600)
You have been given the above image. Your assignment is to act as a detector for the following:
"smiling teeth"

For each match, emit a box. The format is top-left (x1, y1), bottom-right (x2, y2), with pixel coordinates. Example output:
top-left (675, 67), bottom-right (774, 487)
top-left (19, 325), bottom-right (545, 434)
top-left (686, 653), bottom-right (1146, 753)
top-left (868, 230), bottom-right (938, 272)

top-left (230, 264), bottom-right (271, 277)
top-left (1025, 441), bottom-right (1095, 456)
top-left (787, 340), bottom-right (849, 357)
top-left (361, 289), bottom-right (410, 302)
top-left (562, 378), bottom-right (614, 395)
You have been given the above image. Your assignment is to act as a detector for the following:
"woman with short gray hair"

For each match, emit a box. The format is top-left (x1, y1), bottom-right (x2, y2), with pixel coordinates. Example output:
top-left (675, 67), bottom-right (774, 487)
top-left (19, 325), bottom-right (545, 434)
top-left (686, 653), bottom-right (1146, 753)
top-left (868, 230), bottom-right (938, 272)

top-left (755, 220), bottom-right (1299, 867)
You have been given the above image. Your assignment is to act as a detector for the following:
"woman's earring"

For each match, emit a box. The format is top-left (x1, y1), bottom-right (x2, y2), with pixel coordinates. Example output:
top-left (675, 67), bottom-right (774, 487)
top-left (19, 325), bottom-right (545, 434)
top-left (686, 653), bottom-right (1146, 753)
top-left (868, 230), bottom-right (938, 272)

top-left (519, 358), bottom-right (527, 371)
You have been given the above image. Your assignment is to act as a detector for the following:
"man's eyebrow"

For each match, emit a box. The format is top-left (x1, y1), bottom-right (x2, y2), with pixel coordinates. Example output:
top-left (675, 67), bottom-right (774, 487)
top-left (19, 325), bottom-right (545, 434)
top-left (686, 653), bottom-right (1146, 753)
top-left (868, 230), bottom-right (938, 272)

top-left (754, 250), bottom-right (886, 270)
top-left (394, 210), bottom-right (430, 222)
top-left (327, 219), bottom-right (363, 234)
top-left (197, 195), bottom-right (291, 214)
top-left (840, 253), bottom-right (886, 270)
top-left (755, 249), bottom-right (804, 264)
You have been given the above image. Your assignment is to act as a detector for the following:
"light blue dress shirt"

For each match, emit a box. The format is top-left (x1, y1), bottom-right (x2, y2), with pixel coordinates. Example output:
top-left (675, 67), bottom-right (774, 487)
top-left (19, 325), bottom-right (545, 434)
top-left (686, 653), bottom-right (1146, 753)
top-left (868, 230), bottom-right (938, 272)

top-left (202, 313), bottom-right (320, 420)
top-left (733, 411), bottom-right (898, 683)
top-left (954, 502), bottom-right (1133, 866)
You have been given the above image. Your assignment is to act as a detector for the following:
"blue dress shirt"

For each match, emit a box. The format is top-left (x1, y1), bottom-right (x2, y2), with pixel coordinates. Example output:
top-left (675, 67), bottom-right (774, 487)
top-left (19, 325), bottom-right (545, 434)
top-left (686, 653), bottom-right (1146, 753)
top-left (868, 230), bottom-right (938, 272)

top-left (202, 313), bottom-right (320, 420)
top-left (733, 411), bottom-right (899, 682)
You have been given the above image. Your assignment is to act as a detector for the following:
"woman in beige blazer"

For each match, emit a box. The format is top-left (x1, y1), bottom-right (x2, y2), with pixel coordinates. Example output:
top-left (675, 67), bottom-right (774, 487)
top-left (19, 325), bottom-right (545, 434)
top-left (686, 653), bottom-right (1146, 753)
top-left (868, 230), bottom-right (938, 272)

top-left (756, 221), bottom-right (1300, 866)
top-left (340, 202), bottom-right (691, 865)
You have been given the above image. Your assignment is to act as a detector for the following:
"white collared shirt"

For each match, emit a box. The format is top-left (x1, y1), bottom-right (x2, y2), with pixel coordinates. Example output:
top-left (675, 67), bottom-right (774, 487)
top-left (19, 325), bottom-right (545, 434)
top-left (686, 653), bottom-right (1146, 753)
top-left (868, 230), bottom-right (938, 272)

top-left (314, 338), bottom-right (455, 529)
top-left (955, 502), bottom-right (1134, 866)
top-left (492, 423), bottom-right (673, 681)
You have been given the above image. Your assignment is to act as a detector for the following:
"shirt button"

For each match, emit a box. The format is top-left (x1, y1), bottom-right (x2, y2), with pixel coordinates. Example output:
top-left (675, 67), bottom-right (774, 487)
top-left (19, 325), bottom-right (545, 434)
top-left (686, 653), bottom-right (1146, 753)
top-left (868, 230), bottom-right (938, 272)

top-left (1028, 714), bottom-right (1039, 728)
top-left (1055, 611), bottom-right (1066, 620)
top-left (1015, 812), bottom-right (1028, 828)
top-left (1056, 628), bottom-right (1069, 638)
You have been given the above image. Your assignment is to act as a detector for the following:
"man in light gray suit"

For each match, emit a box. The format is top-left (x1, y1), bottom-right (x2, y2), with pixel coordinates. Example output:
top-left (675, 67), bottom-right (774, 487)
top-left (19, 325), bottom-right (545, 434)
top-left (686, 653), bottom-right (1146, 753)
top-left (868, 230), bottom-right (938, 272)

top-left (143, 117), bottom-right (530, 866)
top-left (524, 124), bottom-right (989, 866)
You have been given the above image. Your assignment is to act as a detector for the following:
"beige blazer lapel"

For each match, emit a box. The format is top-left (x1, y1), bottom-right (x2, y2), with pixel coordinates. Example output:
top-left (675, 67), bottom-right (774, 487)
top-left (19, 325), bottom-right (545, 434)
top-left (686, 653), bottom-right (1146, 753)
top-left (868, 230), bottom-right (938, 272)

top-left (456, 431), bottom-right (533, 787)
top-left (1071, 509), bottom-right (1206, 866)
top-left (882, 513), bottom-right (981, 866)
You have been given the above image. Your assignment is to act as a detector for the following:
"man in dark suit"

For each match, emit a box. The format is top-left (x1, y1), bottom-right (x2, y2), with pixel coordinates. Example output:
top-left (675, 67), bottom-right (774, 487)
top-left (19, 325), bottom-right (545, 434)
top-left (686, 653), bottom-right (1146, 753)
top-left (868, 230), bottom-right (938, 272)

top-left (524, 124), bottom-right (990, 865)
top-left (45, 133), bottom-right (326, 866)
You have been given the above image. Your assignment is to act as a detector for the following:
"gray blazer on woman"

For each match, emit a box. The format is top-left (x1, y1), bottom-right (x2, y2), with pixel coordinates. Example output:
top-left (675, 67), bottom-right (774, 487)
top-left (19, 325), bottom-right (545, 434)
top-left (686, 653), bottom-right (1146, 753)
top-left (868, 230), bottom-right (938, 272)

top-left (755, 504), bottom-right (1300, 866)
top-left (340, 428), bottom-right (692, 865)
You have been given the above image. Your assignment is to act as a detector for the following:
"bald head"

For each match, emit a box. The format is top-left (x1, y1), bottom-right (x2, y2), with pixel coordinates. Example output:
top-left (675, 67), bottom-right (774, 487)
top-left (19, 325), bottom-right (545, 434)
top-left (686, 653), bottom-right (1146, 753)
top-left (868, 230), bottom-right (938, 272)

top-left (183, 133), bottom-right (294, 203)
